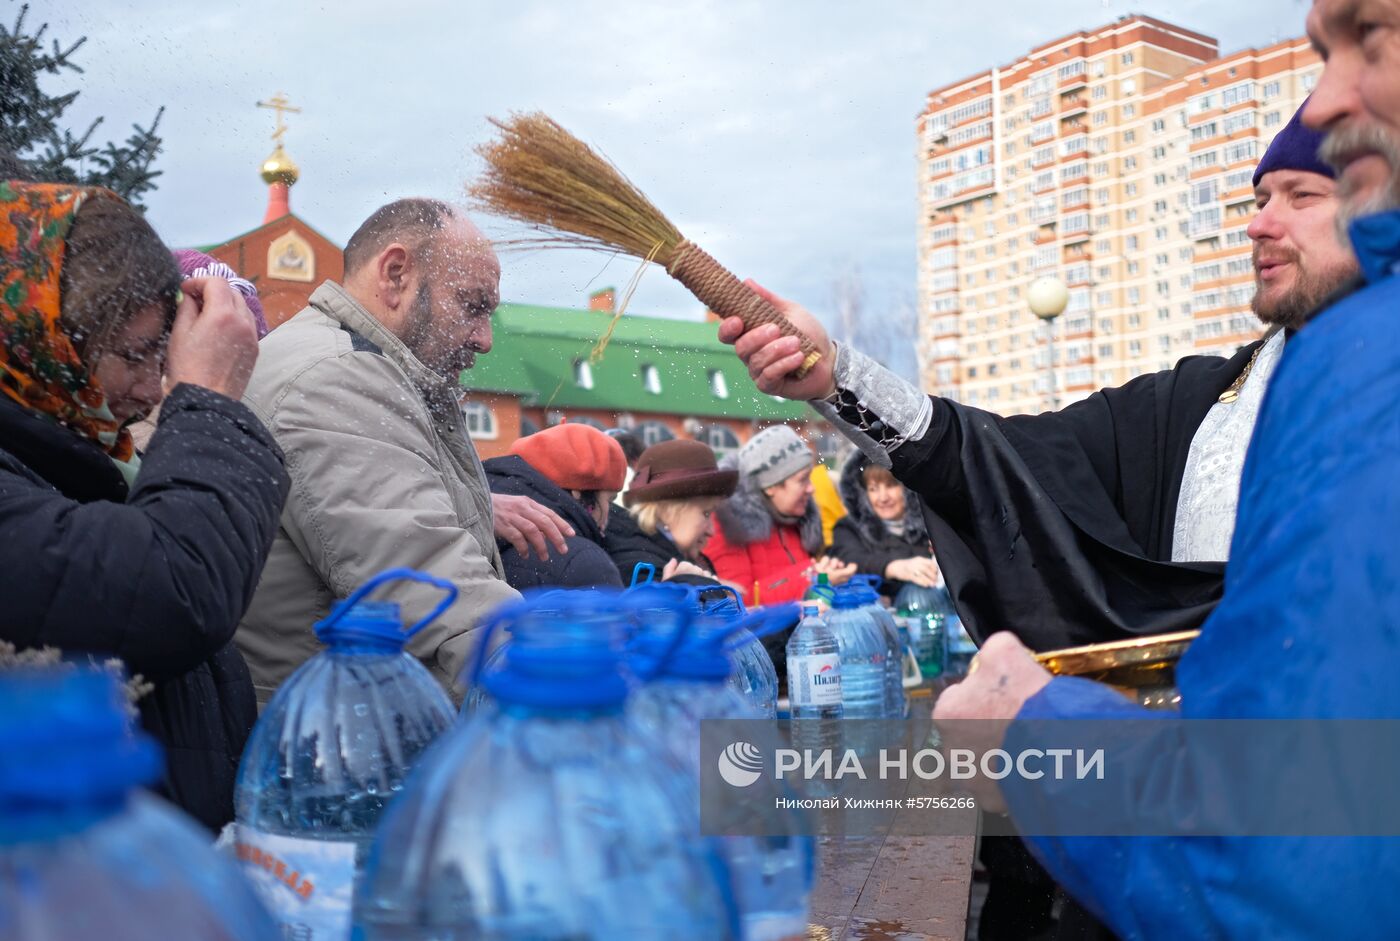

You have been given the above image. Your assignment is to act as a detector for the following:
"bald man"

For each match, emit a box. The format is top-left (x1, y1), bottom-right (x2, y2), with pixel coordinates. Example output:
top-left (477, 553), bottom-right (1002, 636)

top-left (237, 199), bottom-right (528, 703)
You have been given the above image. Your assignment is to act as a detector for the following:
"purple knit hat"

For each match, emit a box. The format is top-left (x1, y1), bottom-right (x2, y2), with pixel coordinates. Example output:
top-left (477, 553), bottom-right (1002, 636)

top-left (171, 248), bottom-right (268, 338)
top-left (1253, 100), bottom-right (1335, 187)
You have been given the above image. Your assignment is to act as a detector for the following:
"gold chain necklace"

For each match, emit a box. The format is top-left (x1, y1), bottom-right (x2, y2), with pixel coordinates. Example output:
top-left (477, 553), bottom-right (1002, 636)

top-left (1220, 330), bottom-right (1276, 403)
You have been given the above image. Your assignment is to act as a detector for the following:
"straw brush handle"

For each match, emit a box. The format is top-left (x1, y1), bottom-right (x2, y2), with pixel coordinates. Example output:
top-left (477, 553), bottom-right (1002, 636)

top-left (665, 240), bottom-right (823, 378)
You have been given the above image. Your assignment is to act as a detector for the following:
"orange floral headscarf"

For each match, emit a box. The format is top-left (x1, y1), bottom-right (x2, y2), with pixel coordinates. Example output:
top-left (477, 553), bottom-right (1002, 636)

top-left (0, 180), bottom-right (139, 477)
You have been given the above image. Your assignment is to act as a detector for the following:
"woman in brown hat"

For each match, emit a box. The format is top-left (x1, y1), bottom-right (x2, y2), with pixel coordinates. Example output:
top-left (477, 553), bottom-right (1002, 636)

top-left (602, 439), bottom-right (738, 587)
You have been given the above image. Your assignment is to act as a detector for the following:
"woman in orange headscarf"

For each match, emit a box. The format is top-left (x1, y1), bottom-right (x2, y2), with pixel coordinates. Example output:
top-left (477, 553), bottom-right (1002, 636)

top-left (0, 180), bottom-right (289, 830)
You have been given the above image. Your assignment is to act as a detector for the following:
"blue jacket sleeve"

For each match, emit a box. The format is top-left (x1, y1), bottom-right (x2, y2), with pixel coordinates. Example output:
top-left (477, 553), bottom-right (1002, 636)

top-left (998, 277), bottom-right (1400, 941)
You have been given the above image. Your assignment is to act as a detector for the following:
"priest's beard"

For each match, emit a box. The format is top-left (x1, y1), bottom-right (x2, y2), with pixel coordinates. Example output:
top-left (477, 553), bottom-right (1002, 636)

top-left (1251, 244), bottom-right (1357, 331)
top-left (1323, 124), bottom-right (1400, 242)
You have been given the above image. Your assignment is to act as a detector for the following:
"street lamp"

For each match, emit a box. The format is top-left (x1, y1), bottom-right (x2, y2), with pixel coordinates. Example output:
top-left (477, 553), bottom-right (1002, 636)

top-left (1028, 275), bottom-right (1069, 411)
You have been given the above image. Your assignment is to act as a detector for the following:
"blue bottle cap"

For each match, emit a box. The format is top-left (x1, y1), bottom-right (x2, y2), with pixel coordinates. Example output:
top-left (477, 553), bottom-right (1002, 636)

top-left (632, 602), bottom-right (798, 684)
top-left (830, 584), bottom-right (868, 610)
top-left (0, 669), bottom-right (163, 844)
top-left (313, 567), bottom-right (460, 652)
top-left (629, 633), bottom-right (731, 683)
top-left (315, 599), bottom-right (410, 651)
top-left (477, 589), bottom-right (636, 711)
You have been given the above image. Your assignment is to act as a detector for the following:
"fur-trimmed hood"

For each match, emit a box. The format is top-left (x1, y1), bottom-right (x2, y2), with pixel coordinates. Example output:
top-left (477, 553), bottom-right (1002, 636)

top-left (837, 452), bottom-right (928, 547)
top-left (715, 455), bottom-right (825, 554)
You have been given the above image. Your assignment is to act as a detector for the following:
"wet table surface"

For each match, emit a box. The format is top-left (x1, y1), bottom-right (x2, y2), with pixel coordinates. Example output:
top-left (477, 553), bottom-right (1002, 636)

top-left (805, 682), bottom-right (974, 940)
top-left (807, 833), bottom-right (974, 940)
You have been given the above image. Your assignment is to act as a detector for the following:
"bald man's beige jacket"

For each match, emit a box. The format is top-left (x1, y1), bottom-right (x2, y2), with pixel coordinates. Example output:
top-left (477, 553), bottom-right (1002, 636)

top-left (236, 280), bottom-right (517, 705)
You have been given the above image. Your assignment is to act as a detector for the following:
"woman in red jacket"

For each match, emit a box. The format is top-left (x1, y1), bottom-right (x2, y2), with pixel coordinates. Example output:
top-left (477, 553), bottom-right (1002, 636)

top-left (708, 425), bottom-right (855, 606)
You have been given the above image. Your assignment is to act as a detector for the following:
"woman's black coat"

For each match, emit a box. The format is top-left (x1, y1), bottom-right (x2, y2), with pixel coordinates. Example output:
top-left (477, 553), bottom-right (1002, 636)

top-left (828, 453), bottom-right (935, 598)
top-left (0, 384), bottom-right (289, 831)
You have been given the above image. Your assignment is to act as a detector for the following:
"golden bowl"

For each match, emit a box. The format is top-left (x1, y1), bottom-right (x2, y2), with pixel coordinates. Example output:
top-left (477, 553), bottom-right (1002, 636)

top-left (1034, 630), bottom-right (1198, 710)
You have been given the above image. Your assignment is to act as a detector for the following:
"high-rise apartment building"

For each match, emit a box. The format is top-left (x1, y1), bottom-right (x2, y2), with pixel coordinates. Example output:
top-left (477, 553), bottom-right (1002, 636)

top-left (916, 15), bottom-right (1321, 414)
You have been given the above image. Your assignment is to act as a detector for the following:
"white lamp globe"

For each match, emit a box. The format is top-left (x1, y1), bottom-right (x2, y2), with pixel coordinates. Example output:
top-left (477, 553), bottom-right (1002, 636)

top-left (1028, 276), bottom-right (1070, 320)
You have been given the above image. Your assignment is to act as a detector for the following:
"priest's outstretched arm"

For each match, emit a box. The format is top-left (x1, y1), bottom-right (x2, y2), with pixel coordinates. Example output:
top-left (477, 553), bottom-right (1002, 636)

top-left (717, 281), bottom-right (1228, 649)
top-left (715, 281), bottom-right (971, 512)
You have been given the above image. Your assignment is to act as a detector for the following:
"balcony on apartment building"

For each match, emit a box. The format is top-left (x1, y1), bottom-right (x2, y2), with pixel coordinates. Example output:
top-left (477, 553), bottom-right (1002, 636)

top-left (1059, 96), bottom-right (1088, 118)
top-left (1063, 250), bottom-right (1093, 272)
top-left (1059, 70), bottom-right (1088, 92)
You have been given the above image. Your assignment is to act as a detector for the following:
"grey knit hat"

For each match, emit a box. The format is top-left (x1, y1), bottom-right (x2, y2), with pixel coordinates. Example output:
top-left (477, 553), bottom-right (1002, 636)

top-left (739, 425), bottom-right (814, 490)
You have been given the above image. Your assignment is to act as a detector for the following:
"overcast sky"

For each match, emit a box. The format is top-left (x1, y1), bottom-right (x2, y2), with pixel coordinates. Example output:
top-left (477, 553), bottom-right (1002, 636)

top-left (37, 0), bottom-right (1311, 370)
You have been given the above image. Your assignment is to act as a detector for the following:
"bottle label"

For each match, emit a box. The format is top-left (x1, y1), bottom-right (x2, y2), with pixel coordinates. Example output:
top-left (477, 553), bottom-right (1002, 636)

top-left (234, 824), bottom-right (358, 941)
top-left (790, 653), bottom-right (842, 707)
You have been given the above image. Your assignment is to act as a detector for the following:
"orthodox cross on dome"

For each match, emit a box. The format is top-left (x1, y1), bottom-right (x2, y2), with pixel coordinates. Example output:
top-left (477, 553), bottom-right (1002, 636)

top-left (257, 92), bottom-right (302, 221)
top-left (257, 92), bottom-right (301, 143)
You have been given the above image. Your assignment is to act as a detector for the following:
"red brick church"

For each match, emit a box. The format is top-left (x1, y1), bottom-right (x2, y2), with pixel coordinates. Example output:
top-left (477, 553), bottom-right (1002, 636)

top-left (199, 97), bottom-right (341, 328)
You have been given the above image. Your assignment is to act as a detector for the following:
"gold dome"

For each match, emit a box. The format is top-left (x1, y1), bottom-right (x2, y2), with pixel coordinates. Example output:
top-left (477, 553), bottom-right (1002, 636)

top-left (260, 144), bottom-right (300, 186)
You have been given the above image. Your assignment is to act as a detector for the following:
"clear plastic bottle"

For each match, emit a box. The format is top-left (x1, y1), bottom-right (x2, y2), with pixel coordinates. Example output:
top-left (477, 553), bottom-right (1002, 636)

top-left (894, 582), bottom-right (952, 679)
top-left (0, 668), bottom-right (278, 940)
top-left (786, 600), bottom-right (844, 775)
top-left (352, 589), bottom-right (735, 940)
top-left (630, 604), bottom-right (814, 941)
top-left (235, 568), bottom-right (458, 940)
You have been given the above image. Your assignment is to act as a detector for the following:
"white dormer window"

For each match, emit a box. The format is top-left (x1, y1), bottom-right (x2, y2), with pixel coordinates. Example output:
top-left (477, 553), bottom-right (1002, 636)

top-left (642, 364), bottom-right (662, 394)
top-left (574, 359), bottom-right (594, 389)
top-left (708, 369), bottom-right (729, 399)
top-left (461, 400), bottom-right (498, 440)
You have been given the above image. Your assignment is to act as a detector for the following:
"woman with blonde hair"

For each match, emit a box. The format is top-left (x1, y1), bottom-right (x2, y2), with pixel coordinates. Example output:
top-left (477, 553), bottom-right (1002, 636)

top-left (603, 439), bottom-right (738, 586)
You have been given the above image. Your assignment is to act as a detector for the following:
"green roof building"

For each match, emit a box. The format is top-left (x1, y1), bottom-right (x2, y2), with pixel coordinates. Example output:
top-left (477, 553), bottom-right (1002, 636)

top-left (460, 289), bottom-right (825, 459)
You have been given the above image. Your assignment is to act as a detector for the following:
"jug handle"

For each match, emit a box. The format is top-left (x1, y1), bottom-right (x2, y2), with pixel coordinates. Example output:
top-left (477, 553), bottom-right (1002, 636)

top-left (721, 603), bottom-right (799, 651)
top-left (316, 567), bottom-right (459, 640)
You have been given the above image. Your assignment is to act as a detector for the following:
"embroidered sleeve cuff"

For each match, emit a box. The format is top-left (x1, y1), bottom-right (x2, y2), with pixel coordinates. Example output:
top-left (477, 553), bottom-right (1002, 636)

top-left (809, 343), bottom-right (933, 467)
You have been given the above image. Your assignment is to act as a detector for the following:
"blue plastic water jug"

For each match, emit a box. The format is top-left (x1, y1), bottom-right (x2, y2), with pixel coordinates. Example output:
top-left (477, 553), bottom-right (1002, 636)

top-left (847, 576), bottom-right (907, 719)
top-left (0, 668), bottom-right (278, 940)
top-left (693, 585), bottom-right (782, 719)
top-left (630, 602), bottom-right (815, 941)
top-left (463, 587), bottom-right (653, 714)
top-left (352, 589), bottom-right (736, 940)
top-left (235, 568), bottom-right (458, 940)
top-left (819, 584), bottom-right (888, 720)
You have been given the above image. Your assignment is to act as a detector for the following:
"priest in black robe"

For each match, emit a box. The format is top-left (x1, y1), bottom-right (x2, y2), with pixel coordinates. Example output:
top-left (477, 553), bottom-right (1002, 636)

top-left (720, 107), bottom-right (1357, 655)
top-left (717, 105), bottom-right (1360, 941)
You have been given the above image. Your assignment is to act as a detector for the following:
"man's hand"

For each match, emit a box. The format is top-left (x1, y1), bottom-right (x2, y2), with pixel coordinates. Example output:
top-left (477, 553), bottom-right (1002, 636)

top-left (886, 557), bottom-right (942, 588)
top-left (933, 632), bottom-right (1052, 725)
top-left (811, 556), bottom-right (858, 585)
top-left (716, 280), bottom-right (836, 400)
top-left (662, 558), bottom-right (710, 581)
top-left (933, 632), bottom-right (1053, 813)
top-left (491, 493), bottom-right (573, 561)
top-left (166, 277), bottom-right (259, 401)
